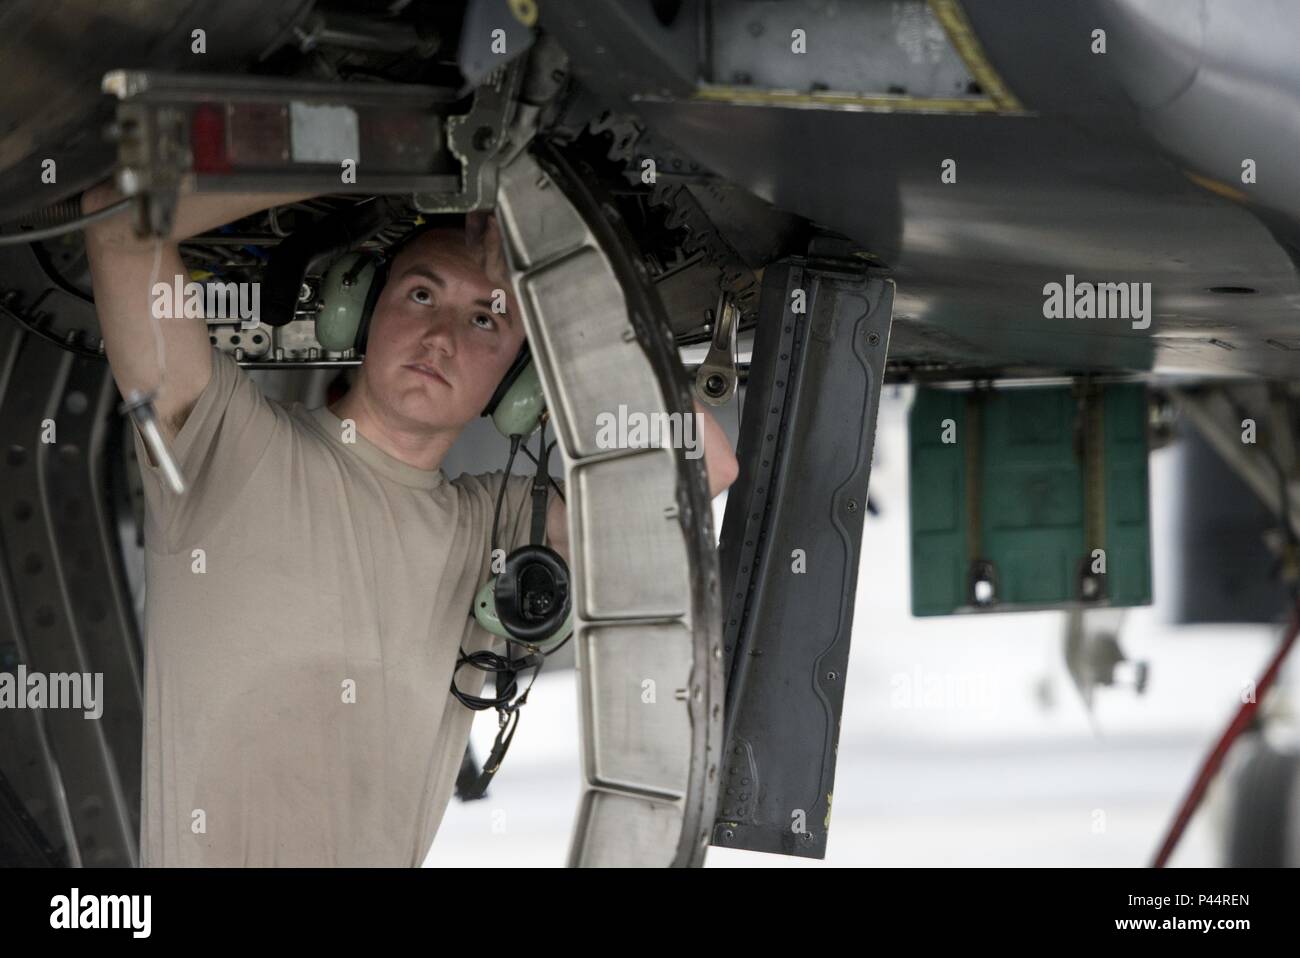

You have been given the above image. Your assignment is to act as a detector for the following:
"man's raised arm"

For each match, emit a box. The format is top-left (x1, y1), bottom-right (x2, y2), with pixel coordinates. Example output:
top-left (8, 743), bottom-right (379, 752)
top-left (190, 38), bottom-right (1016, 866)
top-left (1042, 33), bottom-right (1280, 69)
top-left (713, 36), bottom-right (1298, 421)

top-left (544, 402), bottom-right (739, 566)
top-left (81, 183), bottom-right (314, 444)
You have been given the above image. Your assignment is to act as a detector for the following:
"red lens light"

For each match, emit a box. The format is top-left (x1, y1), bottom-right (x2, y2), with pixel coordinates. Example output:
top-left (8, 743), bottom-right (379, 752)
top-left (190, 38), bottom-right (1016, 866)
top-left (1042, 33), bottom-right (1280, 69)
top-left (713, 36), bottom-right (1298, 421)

top-left (190, 103), bottom-right (231, 174)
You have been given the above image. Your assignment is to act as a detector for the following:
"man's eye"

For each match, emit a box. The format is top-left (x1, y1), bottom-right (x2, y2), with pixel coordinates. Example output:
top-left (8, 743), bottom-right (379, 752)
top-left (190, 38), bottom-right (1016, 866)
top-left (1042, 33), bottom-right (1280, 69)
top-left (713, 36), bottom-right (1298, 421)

top-left (472, 313), bottom-right (496, 330)
top-left (410, 287), bottom-right (434, 306)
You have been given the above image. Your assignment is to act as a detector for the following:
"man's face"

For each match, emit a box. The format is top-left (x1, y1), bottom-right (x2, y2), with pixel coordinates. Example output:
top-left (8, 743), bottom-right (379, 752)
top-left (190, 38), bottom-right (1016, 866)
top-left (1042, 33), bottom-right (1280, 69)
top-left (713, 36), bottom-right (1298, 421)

top-left (359, 224), bottom-right (525, 434)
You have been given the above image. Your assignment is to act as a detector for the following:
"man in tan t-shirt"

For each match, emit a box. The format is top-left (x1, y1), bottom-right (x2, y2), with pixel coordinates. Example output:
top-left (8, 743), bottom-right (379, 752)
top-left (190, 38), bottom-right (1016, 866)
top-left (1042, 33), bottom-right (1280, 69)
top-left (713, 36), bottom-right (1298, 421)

top-left (80, 186), bottom-right (739, 866)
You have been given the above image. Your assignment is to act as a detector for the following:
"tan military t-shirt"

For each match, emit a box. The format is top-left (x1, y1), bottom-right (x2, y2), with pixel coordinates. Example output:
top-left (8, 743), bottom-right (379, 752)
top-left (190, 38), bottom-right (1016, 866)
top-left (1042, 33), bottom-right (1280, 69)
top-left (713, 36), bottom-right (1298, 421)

top-left (130, 346), bottom-right (548, 866)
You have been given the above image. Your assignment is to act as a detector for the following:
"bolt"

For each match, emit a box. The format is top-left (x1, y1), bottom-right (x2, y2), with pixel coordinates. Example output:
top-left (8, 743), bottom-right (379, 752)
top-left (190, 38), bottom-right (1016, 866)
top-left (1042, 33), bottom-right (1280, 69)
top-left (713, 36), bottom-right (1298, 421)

top-left (867, 332), bottom-right (881, 346)
top-left (101, 71), bottom-right (127, 99)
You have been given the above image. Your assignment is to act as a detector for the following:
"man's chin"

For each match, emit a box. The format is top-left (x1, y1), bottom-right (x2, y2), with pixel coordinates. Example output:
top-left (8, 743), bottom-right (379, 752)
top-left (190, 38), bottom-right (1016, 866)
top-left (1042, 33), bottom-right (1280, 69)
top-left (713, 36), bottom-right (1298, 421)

top-left (390, 391), bottom-right (470, 431)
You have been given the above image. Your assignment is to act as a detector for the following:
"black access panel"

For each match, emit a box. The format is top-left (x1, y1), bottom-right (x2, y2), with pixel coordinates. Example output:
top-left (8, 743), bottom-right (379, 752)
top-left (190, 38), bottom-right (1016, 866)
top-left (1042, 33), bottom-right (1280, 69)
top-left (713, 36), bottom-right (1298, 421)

top-left (712, 247), bottom-right (893, 858)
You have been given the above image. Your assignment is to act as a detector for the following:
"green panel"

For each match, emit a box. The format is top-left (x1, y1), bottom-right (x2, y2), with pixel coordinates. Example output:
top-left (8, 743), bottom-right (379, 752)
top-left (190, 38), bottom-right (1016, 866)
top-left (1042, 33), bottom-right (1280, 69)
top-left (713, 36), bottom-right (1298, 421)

top-left (909, 390), bottom-right (966, 616)
top-left (908, 384), bottom-right (1152, 616)
top-left (980, 388), bottom-right (1084, 606)
top-left (1103, 384), bottom-right (1153, 605)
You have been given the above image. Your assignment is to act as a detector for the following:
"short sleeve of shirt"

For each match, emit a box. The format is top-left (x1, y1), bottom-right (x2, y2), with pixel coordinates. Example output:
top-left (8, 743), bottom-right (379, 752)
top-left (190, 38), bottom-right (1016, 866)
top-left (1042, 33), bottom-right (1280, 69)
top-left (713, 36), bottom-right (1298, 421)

top-left (130, 346), bottom-right (281, 554)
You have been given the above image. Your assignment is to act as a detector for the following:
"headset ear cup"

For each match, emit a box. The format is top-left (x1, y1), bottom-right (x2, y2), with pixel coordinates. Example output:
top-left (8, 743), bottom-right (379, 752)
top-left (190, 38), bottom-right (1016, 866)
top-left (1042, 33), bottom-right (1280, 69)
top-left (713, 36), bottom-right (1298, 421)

top-left (355, 257), bottom-right (389, 355)
top-left (490, 363), bottom-right (546, 438)
top-left (482, 341), bottom-right (534, 419)
top-left (494, 545), bottom-right (571, 644)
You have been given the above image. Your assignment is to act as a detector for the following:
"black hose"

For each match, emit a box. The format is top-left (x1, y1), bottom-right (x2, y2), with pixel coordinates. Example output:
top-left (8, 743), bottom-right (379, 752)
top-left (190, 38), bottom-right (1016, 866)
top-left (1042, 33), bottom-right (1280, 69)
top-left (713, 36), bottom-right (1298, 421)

top-left (0, 197), bottom-right (132, 246)
top-left (18, 198), bottom-right (82, 227)
top-left (259, 196), bottom-right (403, 327)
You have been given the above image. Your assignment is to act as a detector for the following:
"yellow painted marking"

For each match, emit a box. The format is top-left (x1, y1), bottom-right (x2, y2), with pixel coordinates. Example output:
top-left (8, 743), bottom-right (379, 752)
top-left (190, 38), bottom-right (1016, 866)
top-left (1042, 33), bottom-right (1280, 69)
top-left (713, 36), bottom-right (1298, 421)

top-left (683, 0), bottom-right (1028, 116)
top-left (508, 0), bottom-right (538, 28)
top-left (690, 85), bottom-right (1002, 114)
top-left (928, 0), bottom-right (1024, 112)
top-left (1183, 169), bottom-right (1250, 203)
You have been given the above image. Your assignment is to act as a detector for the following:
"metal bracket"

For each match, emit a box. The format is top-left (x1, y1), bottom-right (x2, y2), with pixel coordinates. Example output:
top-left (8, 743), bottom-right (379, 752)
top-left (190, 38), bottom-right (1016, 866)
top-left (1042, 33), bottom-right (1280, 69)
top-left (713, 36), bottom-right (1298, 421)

top-left (414, 59), bottom-right (528, 213)
top-left (101, 69), bottom-right (465, 236)
top-left (694, 290), bottom-right (738, 405)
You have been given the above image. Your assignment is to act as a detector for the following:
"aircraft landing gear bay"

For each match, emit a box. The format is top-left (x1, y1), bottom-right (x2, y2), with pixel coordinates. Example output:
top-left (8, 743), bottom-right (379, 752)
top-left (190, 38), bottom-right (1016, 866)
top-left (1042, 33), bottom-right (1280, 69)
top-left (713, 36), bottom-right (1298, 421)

top-left (496, 143), bottom-right (725, 867)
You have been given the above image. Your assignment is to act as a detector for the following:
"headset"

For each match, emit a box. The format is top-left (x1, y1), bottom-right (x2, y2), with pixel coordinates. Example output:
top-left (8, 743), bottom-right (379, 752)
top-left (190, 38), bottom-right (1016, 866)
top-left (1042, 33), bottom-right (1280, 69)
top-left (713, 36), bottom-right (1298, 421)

top-left (317, 248), bottom-right (537, 418)
top-left (316, 247), bottom-right (572, 799)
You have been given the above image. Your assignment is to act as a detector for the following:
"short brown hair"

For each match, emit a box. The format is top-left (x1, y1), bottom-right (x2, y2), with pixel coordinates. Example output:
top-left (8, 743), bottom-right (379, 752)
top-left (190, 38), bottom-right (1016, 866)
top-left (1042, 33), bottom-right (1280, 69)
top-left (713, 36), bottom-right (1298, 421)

top-left (383, 213), bottom-right (469, 269)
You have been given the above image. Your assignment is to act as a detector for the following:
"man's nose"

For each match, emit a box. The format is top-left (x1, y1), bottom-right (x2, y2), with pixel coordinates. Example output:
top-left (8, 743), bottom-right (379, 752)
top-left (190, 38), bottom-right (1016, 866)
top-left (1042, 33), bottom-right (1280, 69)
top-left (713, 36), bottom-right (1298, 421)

top-left (421, 314), bottom-right (457, 354)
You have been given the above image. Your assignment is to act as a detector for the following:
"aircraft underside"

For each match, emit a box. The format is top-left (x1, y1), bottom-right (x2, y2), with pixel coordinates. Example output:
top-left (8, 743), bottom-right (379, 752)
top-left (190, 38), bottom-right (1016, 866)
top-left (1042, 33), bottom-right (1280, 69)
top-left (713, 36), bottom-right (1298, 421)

top-left (0, 0), bottom-right (1297, 871)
